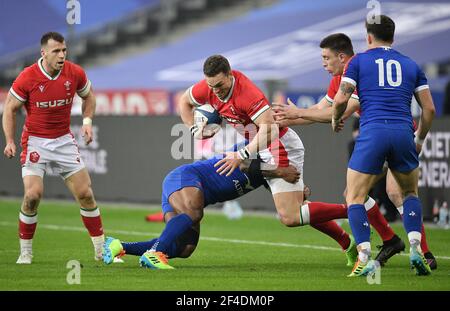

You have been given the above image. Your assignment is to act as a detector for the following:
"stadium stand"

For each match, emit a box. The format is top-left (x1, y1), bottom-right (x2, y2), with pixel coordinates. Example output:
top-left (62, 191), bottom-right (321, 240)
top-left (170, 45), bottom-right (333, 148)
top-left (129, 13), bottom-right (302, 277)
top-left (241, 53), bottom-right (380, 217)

top-left (0, 0), bottom-right (267, 86)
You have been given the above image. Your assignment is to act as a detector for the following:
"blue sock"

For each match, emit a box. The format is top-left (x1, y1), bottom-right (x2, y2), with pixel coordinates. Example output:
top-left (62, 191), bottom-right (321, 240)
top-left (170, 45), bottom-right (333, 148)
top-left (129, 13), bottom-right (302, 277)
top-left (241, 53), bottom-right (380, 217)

top-left (122, 238), bottom-right (158, 256)
top-left (403, 196), bottom-right (422, 234)
top-left (154, 213), bottom-right (193, 254)
top-left (348, 204), bottom-right (371, 245)
top-left (122, 238), bottom-right (180, 257)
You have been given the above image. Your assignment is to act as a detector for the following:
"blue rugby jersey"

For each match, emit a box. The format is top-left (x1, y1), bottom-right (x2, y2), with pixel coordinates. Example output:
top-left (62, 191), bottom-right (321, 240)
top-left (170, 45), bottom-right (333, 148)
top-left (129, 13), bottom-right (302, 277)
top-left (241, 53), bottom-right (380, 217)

top-left (343, 46), bottom-right (428, 127)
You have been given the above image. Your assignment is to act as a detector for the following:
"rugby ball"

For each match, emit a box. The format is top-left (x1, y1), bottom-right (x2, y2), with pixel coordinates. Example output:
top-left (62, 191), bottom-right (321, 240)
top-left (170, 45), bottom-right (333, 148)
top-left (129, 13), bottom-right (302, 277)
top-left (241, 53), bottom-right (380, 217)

top-left (194, 104), bottom-right (222, 137)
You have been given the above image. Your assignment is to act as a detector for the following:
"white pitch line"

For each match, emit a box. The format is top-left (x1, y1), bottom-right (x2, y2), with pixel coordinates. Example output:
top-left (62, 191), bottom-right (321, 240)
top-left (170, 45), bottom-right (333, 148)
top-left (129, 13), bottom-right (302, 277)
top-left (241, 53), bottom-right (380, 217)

top-left (1, 221), bottom-right (449, 260)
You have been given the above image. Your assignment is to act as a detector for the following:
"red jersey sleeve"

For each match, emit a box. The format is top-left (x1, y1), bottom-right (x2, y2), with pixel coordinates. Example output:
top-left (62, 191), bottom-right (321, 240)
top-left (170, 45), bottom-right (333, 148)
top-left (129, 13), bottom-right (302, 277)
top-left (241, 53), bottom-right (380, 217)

top-left (326, 74), bottom-right (359, 104)
top-left (188, 80), bottom-right (209, 107)
top-left (72, 63), bottom-right (91, 98)
top-left (10, 70), bottom-right (29, 102)
top-left (325, 76), bottom-right (339, 104)
top-left (343, 60), bottom-right (359, 100)
top-left (247, 98), bottom-right (270, 122)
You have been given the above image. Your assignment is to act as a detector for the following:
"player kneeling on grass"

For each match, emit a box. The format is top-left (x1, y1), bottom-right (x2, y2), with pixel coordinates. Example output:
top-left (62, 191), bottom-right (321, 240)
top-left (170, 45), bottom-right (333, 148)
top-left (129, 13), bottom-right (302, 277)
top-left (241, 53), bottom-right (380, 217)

top-left (103, 149), bottom-right (361, 269)
top-left (102, 155), bottom-right (298, 269)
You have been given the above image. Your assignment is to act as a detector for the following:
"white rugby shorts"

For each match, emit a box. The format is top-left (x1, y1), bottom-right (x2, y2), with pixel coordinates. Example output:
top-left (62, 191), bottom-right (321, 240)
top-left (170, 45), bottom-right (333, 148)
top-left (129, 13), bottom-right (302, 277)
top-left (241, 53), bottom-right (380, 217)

top-left (20, 133), bottom-right (85, 179)
top-left (258, 128), bottom-right (305, 194)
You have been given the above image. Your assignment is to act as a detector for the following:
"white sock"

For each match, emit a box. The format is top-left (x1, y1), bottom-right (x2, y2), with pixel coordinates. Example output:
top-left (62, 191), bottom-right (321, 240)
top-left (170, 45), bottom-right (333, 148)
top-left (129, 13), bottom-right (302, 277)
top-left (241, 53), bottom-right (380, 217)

top-left (397, 205), bottom-right (404, 216)
top-left (300, 204), bottom-right (310, 226)
top-left (358, 242), bottom-right (371, 263)
top-left (20, 239), bottom-right (33, 254)
top-left (364, 197), bottom-right (376, 211)
top-left (91, 235), bottom-right (105, 256)
top-left (408, 231), bottom-right (422, 250)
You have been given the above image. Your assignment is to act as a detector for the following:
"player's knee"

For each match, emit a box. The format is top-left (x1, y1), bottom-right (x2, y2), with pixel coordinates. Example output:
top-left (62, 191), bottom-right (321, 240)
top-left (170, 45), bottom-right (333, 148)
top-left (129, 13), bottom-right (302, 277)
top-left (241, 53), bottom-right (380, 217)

top-left (345, 192), bottom-right (365, 205)
top-left (23, 190), bottom-right (42, 213)
top-left (386, 190), bottom-right (403, 207)
top-left (173, 227), bottom-right (199, 258)
top-left (76, 187), bottom-right (96, 206)
top-left (278, 213), bottom-right (299, 227)
top-left (178, 245), bottom-right (197, 258)
top-left (182, 206), bottom-right (203, 223)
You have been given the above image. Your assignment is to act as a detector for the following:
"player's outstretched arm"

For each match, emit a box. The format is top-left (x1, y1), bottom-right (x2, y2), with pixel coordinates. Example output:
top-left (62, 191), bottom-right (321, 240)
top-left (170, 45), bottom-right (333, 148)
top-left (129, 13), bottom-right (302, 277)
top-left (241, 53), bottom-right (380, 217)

top-left (2, 92), bottom-right (23, 158)
top-left (80, 87), bottom-right (96, 145)
top-left (274, 97), bottom-right (334, 125)
top-left (414, 88), bottom-right (436, 152)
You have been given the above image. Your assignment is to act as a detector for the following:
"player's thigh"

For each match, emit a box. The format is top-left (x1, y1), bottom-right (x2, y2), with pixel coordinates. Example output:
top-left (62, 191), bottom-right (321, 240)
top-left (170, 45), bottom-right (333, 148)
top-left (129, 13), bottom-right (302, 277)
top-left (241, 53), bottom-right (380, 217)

top-left (259, 128), bottom-right (304, 175)
top-left (21, 136), bottom-right (49, 179)
top-left (168, 187), bottom-right (204, 222)
top-left (272, 190), bottom-right (304, 227)
top-left (65, 168), bottom-right (94, 199)
top-left (388, 128), bottom-right (419, 174)
top-left (348, 127), bottom-right (388, 175)
top-left (389, 168), bottom-right (419, 197)
top-left (52, 134), bottom-right (85, 179)
top-left (23, 175), bottom-right (44, 200)
top-left (386, 169), bottom-right (404, 206)
top-left (346, 168), bottom-right (378, 204)
top-left (260, 128), bottom-right (305, 223)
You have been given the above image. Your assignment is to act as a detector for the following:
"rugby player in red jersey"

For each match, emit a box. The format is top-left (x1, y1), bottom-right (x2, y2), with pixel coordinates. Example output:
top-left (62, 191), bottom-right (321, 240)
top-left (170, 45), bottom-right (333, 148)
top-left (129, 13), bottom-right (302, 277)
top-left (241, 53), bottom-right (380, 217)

top-left (2, 32), bottom-right (104, 264)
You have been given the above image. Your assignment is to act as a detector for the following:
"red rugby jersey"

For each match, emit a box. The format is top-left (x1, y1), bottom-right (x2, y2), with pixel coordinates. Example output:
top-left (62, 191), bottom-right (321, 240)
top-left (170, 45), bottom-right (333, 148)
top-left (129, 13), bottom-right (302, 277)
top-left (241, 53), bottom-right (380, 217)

top-left (189, 70), bottom-right (287, 140)
top-left (10, 58), bottom-right (91, 138)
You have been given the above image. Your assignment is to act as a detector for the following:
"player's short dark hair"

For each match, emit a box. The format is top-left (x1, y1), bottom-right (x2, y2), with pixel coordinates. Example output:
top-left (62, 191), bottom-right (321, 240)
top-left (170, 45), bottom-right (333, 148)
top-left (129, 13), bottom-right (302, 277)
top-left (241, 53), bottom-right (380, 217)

top-left (319, 33), bottom-right (354, 56)
top-left (41, 32), bottom-right (65, 46)
top-left (203, 55), bottom-right (231, 77)
top-left (365, 15), bottom-right (395, 43)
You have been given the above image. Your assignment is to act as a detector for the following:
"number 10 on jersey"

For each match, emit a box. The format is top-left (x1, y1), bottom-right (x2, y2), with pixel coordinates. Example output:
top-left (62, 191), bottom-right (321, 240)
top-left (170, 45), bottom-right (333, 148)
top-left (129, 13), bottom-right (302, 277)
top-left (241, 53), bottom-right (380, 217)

top-left (375, 58), bottom-right (402, 87)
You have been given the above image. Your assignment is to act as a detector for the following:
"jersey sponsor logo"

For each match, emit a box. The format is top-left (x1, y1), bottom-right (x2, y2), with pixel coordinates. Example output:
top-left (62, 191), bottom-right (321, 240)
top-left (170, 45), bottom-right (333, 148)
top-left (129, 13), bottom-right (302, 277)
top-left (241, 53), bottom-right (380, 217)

top-left (39, 85), bottom-right (45, 93)
top-left (233, 179), bottom-right (244, 196)
top-left (35, 97), bottom-right (73, 108)
top-left (29, 151), bottom-right (40, 163)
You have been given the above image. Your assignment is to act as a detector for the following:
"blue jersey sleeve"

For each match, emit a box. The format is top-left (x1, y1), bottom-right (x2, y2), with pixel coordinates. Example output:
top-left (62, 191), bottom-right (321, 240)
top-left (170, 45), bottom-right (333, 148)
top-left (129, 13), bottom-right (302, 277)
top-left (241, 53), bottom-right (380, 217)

top-left (342, 55), bottom-right (359, 87)
top-left (415, 65), bottom-right (429, 92)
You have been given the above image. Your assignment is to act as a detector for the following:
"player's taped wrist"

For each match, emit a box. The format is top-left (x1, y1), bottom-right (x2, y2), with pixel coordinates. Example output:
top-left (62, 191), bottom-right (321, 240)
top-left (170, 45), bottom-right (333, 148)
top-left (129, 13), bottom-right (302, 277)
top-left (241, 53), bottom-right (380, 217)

top-left (414, 131), bottom-right (425, 145)
top-left (83, 117), bottom-right (93, 126)
top-left (237, 146), bottom-right (251, 160)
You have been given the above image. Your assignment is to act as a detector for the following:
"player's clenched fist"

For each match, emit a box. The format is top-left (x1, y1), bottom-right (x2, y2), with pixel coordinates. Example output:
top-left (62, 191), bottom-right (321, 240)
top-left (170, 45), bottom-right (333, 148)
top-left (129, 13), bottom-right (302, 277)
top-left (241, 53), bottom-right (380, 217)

top-left (4, 142), bottom-right (16, 158)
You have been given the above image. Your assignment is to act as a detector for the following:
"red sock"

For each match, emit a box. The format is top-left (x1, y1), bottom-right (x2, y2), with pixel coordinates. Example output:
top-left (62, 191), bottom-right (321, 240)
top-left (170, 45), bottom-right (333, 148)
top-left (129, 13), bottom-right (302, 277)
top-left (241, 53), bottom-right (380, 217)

top-left (18, 212), bottom-right (38, 239)
top-left (311, 221), bottom-right (350, 250)
top-left (80, 207), bottom-right (104, 237)
top-left (303, 202), bottom-right (347, 224)
top-left (366, 201), bottom-right (395, 242)
top-left (420, 224), bottom-right (430, 253)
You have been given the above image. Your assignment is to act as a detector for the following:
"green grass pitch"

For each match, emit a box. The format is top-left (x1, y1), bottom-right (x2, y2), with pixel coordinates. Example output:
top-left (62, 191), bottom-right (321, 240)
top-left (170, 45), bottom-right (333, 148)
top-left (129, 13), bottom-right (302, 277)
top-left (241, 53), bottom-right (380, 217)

top-left (0, 198), bottom-right (449, 291)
